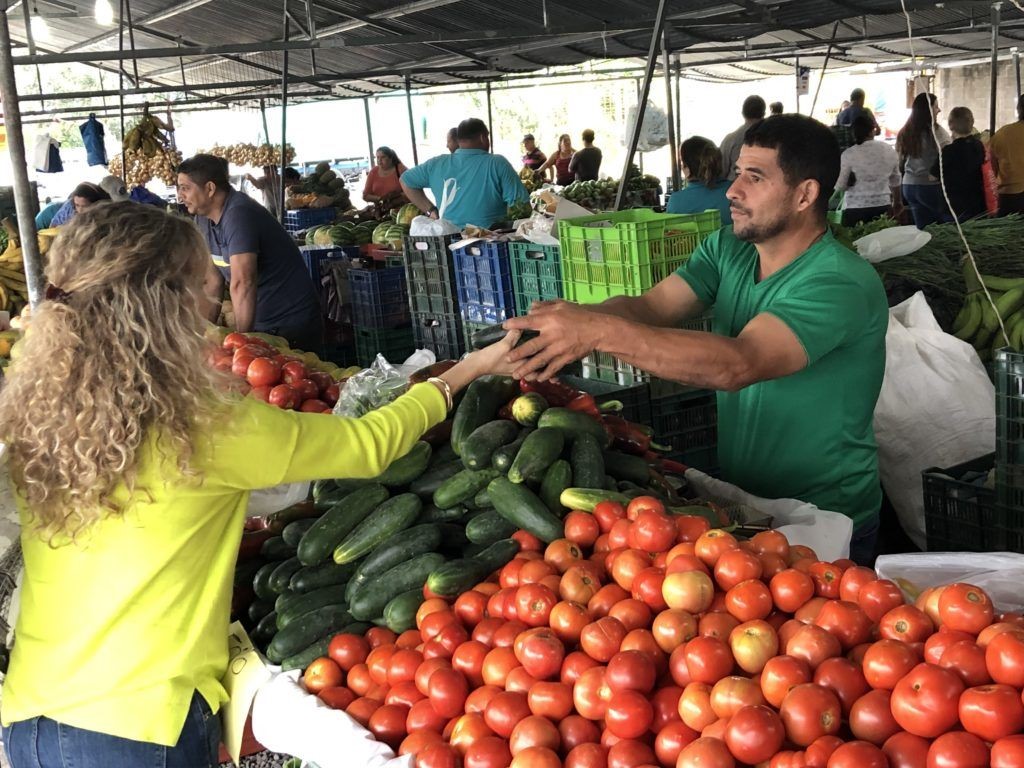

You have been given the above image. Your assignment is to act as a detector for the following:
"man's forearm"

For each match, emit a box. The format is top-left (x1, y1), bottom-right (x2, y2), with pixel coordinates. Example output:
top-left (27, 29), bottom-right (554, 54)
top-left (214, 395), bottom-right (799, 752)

top-left (402, 185), bottom-right (434, 215)
top-left (231, 281), bottom-right (257, 332)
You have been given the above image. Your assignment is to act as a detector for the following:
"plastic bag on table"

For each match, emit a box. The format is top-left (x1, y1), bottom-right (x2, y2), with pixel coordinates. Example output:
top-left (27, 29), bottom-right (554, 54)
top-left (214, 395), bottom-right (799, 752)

top-left (685, 469), bottom-right (853, 562)
top-left (246, 482), bottom-right (311, 518)
top-left (409, 178), bottom-right (461, 236)
top-left (332, 350), bottom-right (437, 419)
top-left (873, 292), bottom-right (995, 550)
top-left (875, 552), bottom-right (1024, 613)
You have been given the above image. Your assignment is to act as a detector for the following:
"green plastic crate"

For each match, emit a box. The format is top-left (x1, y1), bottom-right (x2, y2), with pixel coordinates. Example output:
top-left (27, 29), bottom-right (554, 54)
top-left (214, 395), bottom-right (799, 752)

top-left (558, 209), bottom-right (720, 304)
top-left (354, 326), bottom-right (415, 368)
top-left (996, 347), bottom-right (1024, 515)
top-left (509, 241), bottom-right (562, 315)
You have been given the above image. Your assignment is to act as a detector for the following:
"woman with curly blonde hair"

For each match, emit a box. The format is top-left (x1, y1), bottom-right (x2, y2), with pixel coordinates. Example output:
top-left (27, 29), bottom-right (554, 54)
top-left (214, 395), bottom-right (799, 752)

top-left (0, 202), bottom-right (517, 767)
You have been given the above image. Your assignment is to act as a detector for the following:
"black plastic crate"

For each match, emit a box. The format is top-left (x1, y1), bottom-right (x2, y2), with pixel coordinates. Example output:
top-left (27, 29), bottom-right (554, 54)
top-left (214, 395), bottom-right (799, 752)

top-left (558, 374), bottom-right (651, 425)
top-left (413, 311), bottom-right (465, 361)
top-left (923, 453), bottom-right (1004, 552)
top-left (403, 234), bottom-right (461, 316)
top-left (349, 266), bottom-right (410, 329)
top-left (665, 447), bottom-right (720, 476)
top-left (996, 348), bottom-right (1024, 514)
top-left (322, 344), bottom-right (357, 368)
top-left (354, 326), bottom-right (416, 368)
top-left (650, 388), bottom-right (717, 463)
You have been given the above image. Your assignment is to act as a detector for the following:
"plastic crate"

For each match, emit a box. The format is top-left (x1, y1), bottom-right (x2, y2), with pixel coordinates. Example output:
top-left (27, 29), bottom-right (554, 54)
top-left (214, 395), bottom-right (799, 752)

top-left (299, 245), bottom-right (357, 284)
top-left (509, 241), bottom-right (562, 315)
top-left (559, 375), bottom-right (651, 425)
top-left (996, 348), bottom-right (1024, 513)
top-left (412, 312), bottom-right (465, 360)
top-left (354, 326), bottom-right (416, 368)
top-left (650, 388), bottom-right (718, 468)
top-left (322, 344), bottom-right (357, 368)
top-left (284, 207), bottom-right (337, 233)
top-left (348, 266), bottom-right (410, 329)
top-left (403, 234), bottom-right (461, 315)
top-left (922, 454), bottom-right (1002, 552)
top-left (453, 240), bottom-right (516, 323)
top-left (558, 209), bottom-right (720, 303)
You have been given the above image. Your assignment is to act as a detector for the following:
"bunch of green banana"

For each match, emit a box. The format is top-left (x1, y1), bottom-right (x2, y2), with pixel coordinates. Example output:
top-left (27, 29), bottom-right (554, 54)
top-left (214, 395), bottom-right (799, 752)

top-left (952, 267), bottom-right (1024, 361)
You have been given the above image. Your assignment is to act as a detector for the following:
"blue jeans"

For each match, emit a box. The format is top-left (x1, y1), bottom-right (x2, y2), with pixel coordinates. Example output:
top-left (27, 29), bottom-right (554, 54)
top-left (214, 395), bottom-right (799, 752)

top-left (902, 183), bottom-right (952, 228)
top-left (849, 516), bottom-right (880, 567)
top-left (2, 691), bottom-right (221, 768)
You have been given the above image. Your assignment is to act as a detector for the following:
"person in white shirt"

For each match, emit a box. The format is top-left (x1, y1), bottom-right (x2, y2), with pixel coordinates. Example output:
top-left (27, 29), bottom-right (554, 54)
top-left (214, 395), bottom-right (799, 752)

top-left (719, 96), bottom-right (766, 180)
top-left (835, 115), bottom-right (902, 227)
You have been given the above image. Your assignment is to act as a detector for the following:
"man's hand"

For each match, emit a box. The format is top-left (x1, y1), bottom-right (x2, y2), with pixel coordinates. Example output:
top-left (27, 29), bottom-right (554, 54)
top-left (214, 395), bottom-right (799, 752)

top-left (504, 300), bottom-right (602, 381)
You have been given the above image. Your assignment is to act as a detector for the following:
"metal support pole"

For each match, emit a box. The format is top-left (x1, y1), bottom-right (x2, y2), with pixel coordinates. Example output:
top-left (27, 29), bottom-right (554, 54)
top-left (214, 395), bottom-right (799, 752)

top-left (795, 56), bottom-right (801, 114)
top-left (118, 0), bottom-right (126, 174)
top-left (809, 22), bottom-right (840, 118)
top-left (662, 31), bottom-right (679, 194)
top-left (124, 0), bottom-right (141, 88)
top-left (20, 1), bottom-right (35, 56)
top-left (260, 98), bottom-right (270, 144)
top-left (363, 97), bottom-right (374, 168)
top-left (404, 73), bottom-right (418, 165)
top-left (991, 2), bottom-right (1002, 136)
top-left (486, 81), bottom-right (494, 153)
top-left (1014, 47), bottom-right (1021, 98)
top-left (0, 10), bottom-right (44, 309)
top-left (615, 0), bottom-right (670, 211)
top-left (635, 79), bottom-right (644, 176)
top-left (674, 58), bottom-right (682, 153)
top-left (280, 1), bottom-right (290, 224)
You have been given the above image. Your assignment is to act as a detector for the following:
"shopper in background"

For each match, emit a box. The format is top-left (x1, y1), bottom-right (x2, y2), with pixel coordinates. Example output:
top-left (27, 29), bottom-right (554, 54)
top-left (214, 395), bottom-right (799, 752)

top-left (506, 114), bottom-right (888, 565)
top-left (244, 166), bottom-right (301, 219)
top-left (446, 127), bottom-right (459, 154)
top-left (0, 201), bottom-right (519, 768)
top-left (934, 107), bottom-right (987, 221)
top-left (667, 136), bottom-right (732, 226)
top-left (521, 134), bottom-right (547, 174)
top-left (401, 118), bottom-right (528, 229)
top-left (50, 182), bottom-right (111, 227)
top-left (836, 114), bottom-right (901, 227)
top-left (538, 133), bottom-right (575, 186)
top-left (35, 199), bottom-right (63, 229)
top-left (720, 96), bottom-right (766, 180)
top-left (97, 175), bottom-right (130, 203)
top-left (897, 92), bottom-right (952, 228)
top-left (362, 146), bottom-right (408, 204)
top-left (836, 88), bottom-right (881, 135)
top-left (569, 129), bottom-right (603, 182)
top-left (178, 154), bottom-right (322, 352)
top-left (770, 102), bottom-right (784, 116)
top-left (989, 95), bottom-right (1024, 216)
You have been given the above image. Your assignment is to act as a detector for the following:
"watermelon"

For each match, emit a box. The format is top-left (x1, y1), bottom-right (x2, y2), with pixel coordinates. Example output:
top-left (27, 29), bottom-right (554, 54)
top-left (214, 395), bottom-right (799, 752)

top-left (329, 224), bottom-right (354, 246)
top-left (395, 203), bottom-right (420, 227)
top-left (313, 226), bottom-right (335, 247)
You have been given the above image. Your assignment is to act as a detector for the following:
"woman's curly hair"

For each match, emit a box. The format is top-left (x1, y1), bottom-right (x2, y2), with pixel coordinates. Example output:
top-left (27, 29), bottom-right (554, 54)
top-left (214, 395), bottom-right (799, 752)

top-left (0, 202), bottom-right (229, 543)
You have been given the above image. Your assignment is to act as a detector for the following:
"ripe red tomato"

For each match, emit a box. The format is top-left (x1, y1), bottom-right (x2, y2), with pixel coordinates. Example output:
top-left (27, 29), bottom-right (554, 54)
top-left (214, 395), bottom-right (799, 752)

top-left (560, 715), bottom-right (601, 754)
top-left (694, 530), bottom-right (738, 567)
top-left (329, 633), bottom-right (370, 671)
top-left (629, 510), bottom-right (677, 553)
top-left (839, 566), bottom-right (876, 602)
top-left (958, 684), bottom-right (1024, 742)
top-left (770, 569), bottom-right (816, 613)
top-left (713, 548), bottom-right (763, 591)
top-left (939, 583), bottom-right (994, 635)
top-left (683, 636), bottom-right (734, 685)
top-left (481, 646), bottom-right (519, 688)
top-left (626, 495), bottom-right (666, 520)
top-left (606, 650), bottom-right (657, 694)
top-left (814, 600), bottom-right (873, 650)
top-left (387, 680), bottom-right (425, 708)
top-left (464, 735), bottom-right (513, 768)
top-left (580, 616), bottom-right (627, 663)
top-left (724, 705), bottom-right (785, 765)
top-left (565, 742), bottom-right (608, 768)
top-left (710, 675), bottom-right (766, 719)
top-left (785, 623), bottom-right (842, 669)
top-left (483, 690), bottom-right (531, 739)
top-left (651, 685), bottom-right (684, 730)
top-left (938, 640), bottom-right (991, 687)
top-left (890, 663), bottom-right (966, 738)
top-left (388, 648), bottom-right (424, 686)
top-left (246, 356), bottom-right (282, 387)
top-left (508, 715), bottom-right (560, 756)
top-left (808, 562), bottom-right (844, 599)
top-left (322, 382), bottom-right (340, 406)
top-left (449, 713), bottom-right (495, 756)
top-left (991, 735), bottom-right (1024, 768)
top-left (605, 689), bottom-right (655, 739)
top-left (549, 601), bottom-right (590, 646)
top-left (813, 656), bottom-right (869, 716)
top-left (750, 529), bottom-right (791, 559)
top-left (986, 630), bottom-right (1024, 687)
top-left (455, 590), bottom-right (489, 629)
top-left (593, 500), bottom-right (627, 532)
top-left (281, 360), bottom-right (308, 385)
top-left (827, 741), bottom-right (888, 768)
top-left (725, 579), bottom-right (773, 622)
top-left (676, 515), bottom-right (712, 544)
top-left (652, 608), bottom-right (698, 654)
top-left (679, 681), bottom-right (716, 731)
top-left (926, 732), bottom-right (989, 768)
top-left (573, 665), bottom-right (611, 721)
top-left (879, 605), bottom-right (934, 643)
top-left (924, 629), bottom-right (976, 664)
top-left (849, 689), bottom-right (900, 745)
top-left (407, 697), bottom-right (449, 733)
top-left (318, 686), bottom-right (355, 710)
top-left (761, 654), bottom-right (812, 708)
top-left (514, 627), bottom-right (565, 680)
top-left (656, 721), bottom-right (699, 767)
top-left (561, 650), bottom-right (600, 686)
top-left (883, 732), bottom-right (931, 768)
top-left (427, 667), bottom-right (469, 719)
top-left (293, 378), bottom-right (320, 402)
top-left (368, 703), bottom-right (409, 750)
top-left (268, 383), bottom-right (299, 409)
top-left (677, 736), bottom-right (736, 768)
top-left (564, 511), bottom-right (601, 547)
top-left (525, 681), bottom-right (572, 720)
top-left (862, 639), bottom-right (920, 690)
top-left (779, 683), bottom-right (842, 747)
top-left (858, 579), bottom-right (906, 623)
top-left (630, 569), bottom-right (668, 612)
top-left (516, 584), bottom-right (558, 627)
top-left (700, 612), bottom-right (740, 642)
top-left (589, 583), bottom-right (630, 618)
top-left (729, 619), bottom-right (779, 674)
top-left (806, 736), bottom-right (844, 767)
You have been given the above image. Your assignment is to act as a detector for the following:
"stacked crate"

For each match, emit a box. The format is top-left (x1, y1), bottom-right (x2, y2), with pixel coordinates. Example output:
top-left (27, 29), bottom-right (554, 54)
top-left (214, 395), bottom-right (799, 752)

top-left (995, 349), bottom-right (1024, 550)
top-left (348, 264), bottom-right (414, 368)
top-left (453, 240), bottom-right (516, 351)
top-left (403, 233), bottom-right (465, 360)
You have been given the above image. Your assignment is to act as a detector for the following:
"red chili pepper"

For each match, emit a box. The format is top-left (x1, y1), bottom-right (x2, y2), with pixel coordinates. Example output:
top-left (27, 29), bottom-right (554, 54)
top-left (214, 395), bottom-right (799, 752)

top-left (602, 414), bottom-right (653, 455)
top-left (566, 393), bottom-right (601, 417)
top-left (520, 378), bottom-right (584, 408)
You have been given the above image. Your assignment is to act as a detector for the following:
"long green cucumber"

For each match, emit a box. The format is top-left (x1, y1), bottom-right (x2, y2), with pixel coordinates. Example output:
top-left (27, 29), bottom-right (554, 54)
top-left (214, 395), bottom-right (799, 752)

top-left (253, 611), bottom-right (279, 645)
top-left (348, 552), bottom-right (445, 621)
top-left (475, 538), bottom-right (521, 572)
top-left (268, 557), bottom-right (303, 594)
top-left (508, 427), bottom-right (565, 484)
top-left (416, 504), bottom-right (468, 524)
top-left (603, 451), bottom-right (652, 485)
top-left (290, 560), bottom-right (360, 593)
top-left (312, 480), bottom-right (373, 510)
top-left (409, 460), bottom-right (464, 499)
top-left (383, 590), bottom-right (424, 633)
top-left (491, 428), bottom-right (534, 472)
top-left (332, 493), bottom-right (423, 564)
top-left (473, 488), bottom-right (493, 509)
top-left (465, 511), bottom-right (519, 545)
top-left (260, 536), bottom-right (296, 561)
top-left (312, 478), bottom-right (337, 502)
top-left (282, 518), bottom-right (318, 548)
top-left (351, 524), bottom-right (443, 584)
top-left (537, 407), bottom-right (612, 447)
top-left (296, 484), bottom-right (390, 566)
top-left (253, 561), bottom-right (281, 601)
top-left (461, 420), bottom-right (520, 470)
top-left (571, 433), bottom-right (606, 489)
top-left (426, 559), bottom-right (491, 598)
top-left (433, 468), bottom-right (501, 510)
top-left (266, 604), bottom-right (352, 663)
top-left (559, 487), bottom-right (633, 512)
top-left (376, 441), bottom-right (432, 487)
top-left (488, 476), bottom-right (564, 543)
top-left (280, 623), bottom-right (371, 671)
top-left (451, 376), bottom-right (519, 456)
top-left (275, 585), bottom-right (348, 629)
top-left (248, 599), bottom-right (275, 625)
top-left (539, 459), bottom-right (573, 517)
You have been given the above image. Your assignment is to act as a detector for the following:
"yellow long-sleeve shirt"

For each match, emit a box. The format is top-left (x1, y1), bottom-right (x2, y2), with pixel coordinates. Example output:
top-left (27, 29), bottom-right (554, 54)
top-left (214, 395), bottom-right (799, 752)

top-left (1, 382), bottom-right (446, 746)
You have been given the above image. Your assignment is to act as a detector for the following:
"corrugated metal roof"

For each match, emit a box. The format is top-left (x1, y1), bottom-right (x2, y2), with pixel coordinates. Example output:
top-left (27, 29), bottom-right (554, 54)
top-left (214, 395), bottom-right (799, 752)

top-left (6, 0), bottom-right (1023, 115)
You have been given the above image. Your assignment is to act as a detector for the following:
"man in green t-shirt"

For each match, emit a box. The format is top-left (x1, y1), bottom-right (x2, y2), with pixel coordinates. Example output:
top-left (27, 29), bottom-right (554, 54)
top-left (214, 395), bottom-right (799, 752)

top-left (505, 115), bottom-right (889, 564)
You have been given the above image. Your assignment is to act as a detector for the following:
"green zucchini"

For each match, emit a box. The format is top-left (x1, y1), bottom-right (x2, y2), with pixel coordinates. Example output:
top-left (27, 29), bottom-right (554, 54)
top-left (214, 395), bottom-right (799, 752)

top-left (234, 559), bottom-right (264, 589)
top-left (409, 460), bottom-right (464, 499)
top-left (253, 611), bottom-right (279, 645)
top-left (436, 522), bottom-right (470, 552)
top-left (276, 584), bottom-right (348, 626)
top-left (465, 511), bottom-right (519, 545)
top-left (313, 479), bottom-right (375, 510)
top-left (265, 502), bottom-right (321, 533)
top-left (416, 504), bottom-right (468, 524)
top-left (376, 441), bottom-right (432, 487)
top-left (268, 557), bottom-right (303, 594)
top-left (559, 487), bottom-right (633, 512)
top-left (473, 488), bottom-right (493, 509)
top-left (488, 477), bottom-right (564, 543)
top-left (282, 518), bottom-right (318, 549)
top-left (290, 560), bottom-right (360, 593)
top-left (281, 635), bottom-right (333, 672)
top-left (508, 427), bottom-right (565, 484)
top-left (332, 493), bottom-right (423, 564)
top-left (462, 542), bottom-right (486, 558)
top-left (461, 420), bottom-right (520, 470)
top-left (451, 376), bottom-right (519, 456)
top-left (571, 433), bottom-right (606, 490)
top-left (312, 478), bottom-right (337, 502)
top-left (296, 484), bottom-right (390, 566)
top-left (351, 524), bottom-right (443, 584)
top-left (537, 407), bottom-right (612, 447)
top-left (253, 561), bottom-right (281, 601)
top-left (603, 451), bottom-right (652, 485)
top-left (248, 598), bottom-right (275, 625)
top-left (492, 428), bottom-right (534, 472)
top-left (260, 536), bottom-right (296, 561)
top-left (539, 459), bottom-right (573, 517)
top-left (426, 558), bottom-right (491, 598)
top-left (266, 604), bottom-right (352, 663)
top-left (511, 393), bottom-right (549, 427)
top-left (348, 552), bottom-right (446, 621)
top-left (383, 590), bottom-right (424, 633)
top-left (475, 538), bottom-right (521, 572)
top-left (433, 468), bottom-right (502, 510)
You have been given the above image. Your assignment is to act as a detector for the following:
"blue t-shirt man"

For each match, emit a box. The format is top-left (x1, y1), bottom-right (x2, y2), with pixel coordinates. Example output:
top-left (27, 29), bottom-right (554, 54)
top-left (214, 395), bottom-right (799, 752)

top-left (401, 137), bottom-right (528, 229)
top-left (667, 180), bottom-right (734, 225)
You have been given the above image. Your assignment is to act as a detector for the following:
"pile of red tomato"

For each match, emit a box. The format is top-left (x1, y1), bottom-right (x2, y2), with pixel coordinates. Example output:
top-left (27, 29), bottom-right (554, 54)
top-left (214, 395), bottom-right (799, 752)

top-left (299, 496), bottom-right (1024, 768)
top-left (209, 332), bottom-right (339, 412)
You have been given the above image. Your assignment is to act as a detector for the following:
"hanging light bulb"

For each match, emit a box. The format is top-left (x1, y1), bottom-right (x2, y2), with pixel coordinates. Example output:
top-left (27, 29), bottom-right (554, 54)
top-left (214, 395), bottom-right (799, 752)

top-left (29, 8), bottom-right (51, 43)
top-left (94, 0), bottom-right (115, 26)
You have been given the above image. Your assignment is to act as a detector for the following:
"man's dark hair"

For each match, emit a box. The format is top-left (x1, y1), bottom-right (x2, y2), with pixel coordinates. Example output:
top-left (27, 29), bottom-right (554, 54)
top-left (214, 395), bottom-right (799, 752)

top-left (283, 167), bottom-right (301, 182)
top-left (850, 88), bottom-right (866, 104)
top-left (769, 102), bottom-right (784, 115)
top-left (744, 114), bottom-right (840, 218)
top-left (457, 118), bottom-right (489, 141)
top-left (742, 96), bottom-right (767, 121)
top-left (852, 114), bottom-right (875, 145)
top-left (178, 153), bottom-right (231, 192)
top-left (70, 182), bottom-right (110, 203)
top-left (581, 128), bottom-right (595, 143)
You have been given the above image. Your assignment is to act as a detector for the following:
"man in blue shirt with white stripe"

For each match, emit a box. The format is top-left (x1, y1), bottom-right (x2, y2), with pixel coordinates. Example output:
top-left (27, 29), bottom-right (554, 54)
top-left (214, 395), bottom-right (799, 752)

top-left (401, 118), bottom-right (528, 229)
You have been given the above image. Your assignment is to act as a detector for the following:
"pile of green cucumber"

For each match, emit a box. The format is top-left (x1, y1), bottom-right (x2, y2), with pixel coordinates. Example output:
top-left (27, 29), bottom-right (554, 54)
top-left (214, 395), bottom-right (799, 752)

top-left (242, 375), bottom-right (695, 673)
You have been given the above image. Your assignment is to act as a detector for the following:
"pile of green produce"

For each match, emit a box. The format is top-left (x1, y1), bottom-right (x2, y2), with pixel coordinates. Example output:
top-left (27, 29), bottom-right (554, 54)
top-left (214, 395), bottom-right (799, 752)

top-left (952, 260), bottom-right (1024, 358)
top-left (286, 161), bottom-right (351, 211)
top-left (559, 164), bottom-right (661, 210)
top-left (305, 220), bottom-right (378, 248)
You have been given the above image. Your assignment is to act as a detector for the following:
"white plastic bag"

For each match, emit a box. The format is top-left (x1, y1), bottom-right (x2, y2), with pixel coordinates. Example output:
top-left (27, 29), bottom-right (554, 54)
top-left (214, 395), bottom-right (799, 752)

top-left (875, 552), bottom-right (1024, 613)
top-left (685, 469), bottom-right (853, 561)
top-left (246, 482), bottom-right (310, 518)
top-left (623, 102), bottom-right (669, 152)
top-left (854, 226), bottom-right (932, 263)
top-left (409, 178), bottom-right (461, 236)
top-left (873, 293), bottom-right (995, 550)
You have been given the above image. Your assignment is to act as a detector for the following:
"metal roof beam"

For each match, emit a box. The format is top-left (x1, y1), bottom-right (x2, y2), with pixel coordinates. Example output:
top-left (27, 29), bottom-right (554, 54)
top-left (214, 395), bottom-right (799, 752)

top-left (62, 0), bottom-right (217, 52)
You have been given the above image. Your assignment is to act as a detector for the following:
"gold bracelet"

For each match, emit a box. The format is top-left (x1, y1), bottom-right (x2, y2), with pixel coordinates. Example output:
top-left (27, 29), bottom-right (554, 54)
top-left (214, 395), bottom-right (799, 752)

top-left (427, 377), bottom-right (453, 412)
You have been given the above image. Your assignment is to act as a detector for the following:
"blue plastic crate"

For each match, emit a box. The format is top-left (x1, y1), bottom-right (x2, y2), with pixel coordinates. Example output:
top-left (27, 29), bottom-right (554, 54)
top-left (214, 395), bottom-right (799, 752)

top-left (349, 266), bottom-right (410, 329)
top-left (453, 240), bottom-right (515, 324)
top-left (284, 207), bottom-right (337, 233)
top-left (299, 245), bottom-right (356, 284)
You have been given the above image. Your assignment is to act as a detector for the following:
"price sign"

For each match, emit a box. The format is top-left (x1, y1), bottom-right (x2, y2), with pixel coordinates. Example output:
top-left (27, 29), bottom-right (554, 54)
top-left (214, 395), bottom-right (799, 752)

top-left (221, 621), bottom-right (272, 766)
top-left (796, 67), bottom-right (810, 96)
